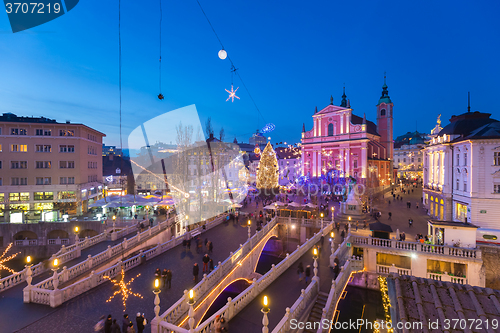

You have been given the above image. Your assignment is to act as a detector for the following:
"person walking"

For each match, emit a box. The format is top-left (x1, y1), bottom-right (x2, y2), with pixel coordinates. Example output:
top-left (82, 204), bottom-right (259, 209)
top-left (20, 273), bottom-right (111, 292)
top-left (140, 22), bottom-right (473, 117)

top-left (202, 254), bottom-right (210, 273)
top-left (193, 263), bottom-right (199, 282)
top-left (402, 231), bottom-right (406, 241)
top-left (104, 315), bottom-right (113, 333)
top-left (136, 313), bottom-right (146, 333)
top-left (408, 219), bottom-right (413, 228)
top-left (209, 241), bottom-right (214, 254)
top-left (166, 269), bottom-right (172, 289)
top-left (111, 319), bottom-right (120, 333)
top-left (209, 258), bottom-right (214, 272)
top-left (340, 230), bottom-right (345, 242)
top-left (305, 265), bottom-right (311, 283)
top-left (388, 212), bottom-right (392, 220)
top-left (95, 315), bottom-right (105, 333)
top-left (297, 262), bottom-right (304, 281)
top-left (333, 256), bottom-right (340, 279)
top-left (220, 316), bottom-right (228, 332)
top-left (161, 269), bottom-right (167, 288)
top-left (214, 315), bottom-right (222, 333)
top-left (122, 315), bottom-right (131, 333)
top-left (320, 235), bottom-right (324, 245)
top-left (127, 322), bottom-right (135, 333)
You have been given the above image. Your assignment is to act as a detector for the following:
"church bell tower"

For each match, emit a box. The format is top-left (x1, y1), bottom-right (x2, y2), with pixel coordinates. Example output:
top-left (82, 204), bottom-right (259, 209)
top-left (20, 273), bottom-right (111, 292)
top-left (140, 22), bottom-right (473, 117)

top-left (376, 75), bottom-right (394, 161)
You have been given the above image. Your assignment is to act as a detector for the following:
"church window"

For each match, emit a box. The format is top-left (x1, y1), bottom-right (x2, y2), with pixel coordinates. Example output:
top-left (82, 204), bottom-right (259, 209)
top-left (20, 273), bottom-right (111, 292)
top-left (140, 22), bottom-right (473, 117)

top-left (380, 109), bottom-right (386, 116)
top-left (328, 123), bottom-right (334, 136)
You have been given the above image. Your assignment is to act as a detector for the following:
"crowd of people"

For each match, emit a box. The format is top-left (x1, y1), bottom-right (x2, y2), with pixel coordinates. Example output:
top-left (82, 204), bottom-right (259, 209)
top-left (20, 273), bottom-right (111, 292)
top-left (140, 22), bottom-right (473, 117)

top-left (94, 313), bottom-right (147, 333)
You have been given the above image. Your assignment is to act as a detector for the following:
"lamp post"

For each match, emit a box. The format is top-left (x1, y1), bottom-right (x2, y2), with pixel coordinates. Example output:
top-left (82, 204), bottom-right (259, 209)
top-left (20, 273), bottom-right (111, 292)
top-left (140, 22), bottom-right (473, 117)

top-left (153, 278), bottom-right (161, 326)
top-left (348, 216), bottom-right (351, 231)
top-left (274, 203), bottom-right (278, 217)
top-left (247, 219), bottom-right (251, 239)
top-left (312, 247), bottom-right (318, 278)
top-left (330, 231), bottom-right (335, 256)
top-left (52, 258), bottom-right (60, 290)
top-left (187, 289), bottom-right (195, 332)
top-left (320, 212), bottom-right (324, 230)
top-left (112, 215), bottom-right (116, 233)
top-left (262, 296), bottom-right (270, 333)
top-left (25, 255), bottom-right (33, 287)
top-left (331, 206), bottom-right (334, 223)
top-left (74, 226), bottom-right (79, 244)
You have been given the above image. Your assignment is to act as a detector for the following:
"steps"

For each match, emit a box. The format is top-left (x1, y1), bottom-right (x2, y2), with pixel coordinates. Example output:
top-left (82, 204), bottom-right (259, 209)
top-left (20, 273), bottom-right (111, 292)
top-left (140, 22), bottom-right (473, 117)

top-left (303, 291), bottom-right (329, 333)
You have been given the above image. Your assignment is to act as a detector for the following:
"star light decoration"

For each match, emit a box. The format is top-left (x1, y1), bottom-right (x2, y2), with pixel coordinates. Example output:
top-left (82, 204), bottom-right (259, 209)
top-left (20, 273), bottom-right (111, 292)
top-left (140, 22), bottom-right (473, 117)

top-left (225, 85), bottom-right (240, 102)
top-left (103, 266), bottom-right (143, 311)
top-left (0, 243), bottom-right (20, 274)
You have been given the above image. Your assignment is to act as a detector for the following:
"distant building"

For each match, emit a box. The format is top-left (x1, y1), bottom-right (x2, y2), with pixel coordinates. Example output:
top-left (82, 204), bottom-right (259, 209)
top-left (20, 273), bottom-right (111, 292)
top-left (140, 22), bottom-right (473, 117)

top-left (249, 130), bottom-right (267, 147)
top-left (0, 112), bottom-right (105, 222)
top-left (423, 110), bottom-right (500, 228)
top-left (393, 131), bottom-right (429, 180)
top-left (102, 153), bottom-right (132, 195)
top-left (102, 144), bottom-right (123, 156)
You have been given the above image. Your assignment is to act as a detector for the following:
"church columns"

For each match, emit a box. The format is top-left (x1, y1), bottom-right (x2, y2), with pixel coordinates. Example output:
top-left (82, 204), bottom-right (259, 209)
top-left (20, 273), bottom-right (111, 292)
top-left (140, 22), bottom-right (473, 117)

top-left (340, 148), bottom-right (345, 177)
top-left (345, 148), bottom-right (350, 177)
top-left (361, 147), bottom-right (367, 179)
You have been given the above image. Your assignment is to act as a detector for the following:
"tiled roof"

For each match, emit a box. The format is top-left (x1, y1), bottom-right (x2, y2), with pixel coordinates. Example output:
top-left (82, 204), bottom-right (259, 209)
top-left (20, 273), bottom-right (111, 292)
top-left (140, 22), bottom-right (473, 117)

top-left (388, 275), bottom-right (500, 332)
top-left (351, 114), bottom-right (379, 136)
top-left (439, 111), bottom-right (498, 137)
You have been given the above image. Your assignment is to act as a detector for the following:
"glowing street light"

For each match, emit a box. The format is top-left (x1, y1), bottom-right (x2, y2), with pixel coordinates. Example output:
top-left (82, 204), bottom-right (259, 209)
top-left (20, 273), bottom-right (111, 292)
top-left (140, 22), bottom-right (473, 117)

top-left (262, 296), bottom-right (270, 333)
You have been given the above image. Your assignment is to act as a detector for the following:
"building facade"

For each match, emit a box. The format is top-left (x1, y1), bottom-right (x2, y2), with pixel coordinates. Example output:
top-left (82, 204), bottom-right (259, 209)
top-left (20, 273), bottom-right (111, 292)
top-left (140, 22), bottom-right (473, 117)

top-left (423, 111), bottom-right (500, 228)
top-left (393, 131), bottom-right (428, 180)
top-left (0, 113), bottom-right (105, 222)
top-left (301, 82), bottom-right (393, 189)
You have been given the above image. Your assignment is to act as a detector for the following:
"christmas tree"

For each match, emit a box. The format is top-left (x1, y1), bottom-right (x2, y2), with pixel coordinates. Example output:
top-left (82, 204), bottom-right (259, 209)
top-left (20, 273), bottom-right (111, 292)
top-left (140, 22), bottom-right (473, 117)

top-left (256, 142), bottom-right (279, 191)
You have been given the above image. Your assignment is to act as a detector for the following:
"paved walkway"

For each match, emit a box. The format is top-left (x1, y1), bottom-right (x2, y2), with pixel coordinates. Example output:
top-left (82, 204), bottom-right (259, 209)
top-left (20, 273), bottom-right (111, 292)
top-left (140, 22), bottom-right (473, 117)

top-left (4, 219), bottom-right (253, 333)
top-left (229, 235), bottom-right (335, 332)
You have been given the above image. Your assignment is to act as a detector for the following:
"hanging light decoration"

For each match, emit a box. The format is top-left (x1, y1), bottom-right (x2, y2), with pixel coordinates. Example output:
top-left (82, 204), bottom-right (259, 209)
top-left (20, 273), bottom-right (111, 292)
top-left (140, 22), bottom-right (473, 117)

top-left (0, 243), bottom-right (19, 274)
top-left (103, 266), bottom-right (143, 311)
top-left (157, 0), bottom-right (164, 100)
top-left (225, 85), bottom-right (240, 102)
top-left (218, 49), bottom-right (227, 60)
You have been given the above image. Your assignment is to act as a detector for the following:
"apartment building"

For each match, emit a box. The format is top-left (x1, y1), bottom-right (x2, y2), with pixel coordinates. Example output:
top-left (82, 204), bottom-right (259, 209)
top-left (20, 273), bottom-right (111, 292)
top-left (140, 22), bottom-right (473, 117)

top-left (0, 113), bottom-right (105, 222)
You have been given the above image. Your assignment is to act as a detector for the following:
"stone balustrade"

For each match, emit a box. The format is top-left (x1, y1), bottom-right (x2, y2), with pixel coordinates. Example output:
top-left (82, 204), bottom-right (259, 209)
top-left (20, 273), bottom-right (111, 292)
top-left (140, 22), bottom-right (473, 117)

top-left (271, 279), bottom-right (319, 333)
top-left (426, 272), bottom-right (467, 285)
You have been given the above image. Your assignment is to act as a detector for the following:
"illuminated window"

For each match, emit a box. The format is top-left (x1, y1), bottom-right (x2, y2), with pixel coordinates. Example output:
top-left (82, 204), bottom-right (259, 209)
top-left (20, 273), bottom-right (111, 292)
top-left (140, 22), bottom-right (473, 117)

top-left (494, 152), bottom-right (500, 166)
top-left (328, 123), bottom-right (334, 136)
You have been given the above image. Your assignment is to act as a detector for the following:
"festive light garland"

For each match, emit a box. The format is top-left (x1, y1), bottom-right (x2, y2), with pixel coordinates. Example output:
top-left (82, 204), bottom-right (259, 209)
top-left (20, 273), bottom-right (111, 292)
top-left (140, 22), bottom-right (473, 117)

top-left (256, 142), bottom-right (279, 190)
top-left (0, 243), bottom-right (19, 274)
top-left (374, 276), bottom-right (394, 333)
top-left (103, 266), bottom-right (143, 311)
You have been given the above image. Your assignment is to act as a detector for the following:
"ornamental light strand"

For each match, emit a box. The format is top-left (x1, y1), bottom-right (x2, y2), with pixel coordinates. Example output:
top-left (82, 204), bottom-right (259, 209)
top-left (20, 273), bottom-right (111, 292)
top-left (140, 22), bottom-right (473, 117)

top-left (0, 243), bottom-right (19, 274)
top-left (256, 142), bottom-right (279, 190)
top-left (103, 266), bottom-right (143, 311)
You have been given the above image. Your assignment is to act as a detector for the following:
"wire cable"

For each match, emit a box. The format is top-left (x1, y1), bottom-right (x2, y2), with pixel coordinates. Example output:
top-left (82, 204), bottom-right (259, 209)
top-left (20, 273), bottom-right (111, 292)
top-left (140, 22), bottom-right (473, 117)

top-left (159, 0), bottom-right (162, 93)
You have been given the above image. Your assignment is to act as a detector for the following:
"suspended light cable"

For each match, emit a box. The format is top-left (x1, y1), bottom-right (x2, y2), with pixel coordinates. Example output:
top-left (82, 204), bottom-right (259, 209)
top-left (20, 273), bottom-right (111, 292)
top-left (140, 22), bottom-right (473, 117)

top-left (194, 0), bottom-right (265, 127)
top-left (158, 0), bottom-right (164, 100)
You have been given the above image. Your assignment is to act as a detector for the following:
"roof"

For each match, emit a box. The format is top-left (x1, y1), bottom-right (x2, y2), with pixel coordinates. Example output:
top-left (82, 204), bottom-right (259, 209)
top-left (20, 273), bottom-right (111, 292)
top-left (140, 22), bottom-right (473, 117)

top-left (439, 111), bottom-right (499, 137)
top-left (369, 220), bottom-right (393, 232)
top-left (394, 131), bottom-right (428, 148)
top-left (315, 104), bottom-right (350, 115)
top-left (460, 121), bottom-right (500, 141)
top-left (388, 275), bottom-right (500, 330)
top-left (351, 114), bottom-right (380, 136)
top-left (427, 219), bottom-right (479, 229)
top-left (103, 155), bottom-right (133, 176)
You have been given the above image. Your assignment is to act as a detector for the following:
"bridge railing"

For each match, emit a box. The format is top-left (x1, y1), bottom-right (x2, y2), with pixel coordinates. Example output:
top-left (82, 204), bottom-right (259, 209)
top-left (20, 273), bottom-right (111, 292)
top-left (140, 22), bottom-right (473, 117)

top-left (159, 217), bottom-right (280, 326)
top-left (31, 217), bottom-right (175, 291)
top-left (0, 261), bottom-right (45, 293)
top-left (316, 257), bottom-right (364, 333)
top-left (271, 278), bottom-right (320, 333)
top-left (26, 213), bottom-right (228, 307)
top-left (349, 235), bottom-right (481, 259)
top-left (192, 223), bottom-right (330, 333)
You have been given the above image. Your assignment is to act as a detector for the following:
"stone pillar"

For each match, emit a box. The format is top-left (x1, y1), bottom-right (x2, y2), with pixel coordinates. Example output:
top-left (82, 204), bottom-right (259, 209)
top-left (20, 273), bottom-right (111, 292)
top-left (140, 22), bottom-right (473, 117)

top-left (361, 147), bottom-right (367, 179)
top-left (345, 148), bottom-right (350, 177)
top-left (340, 148), bottom-right (345, 177)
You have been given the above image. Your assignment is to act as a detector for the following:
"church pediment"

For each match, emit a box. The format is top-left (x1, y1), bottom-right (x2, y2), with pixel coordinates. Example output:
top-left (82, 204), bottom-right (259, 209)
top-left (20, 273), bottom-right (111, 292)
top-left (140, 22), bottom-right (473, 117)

top-left (316, 104), bottom-right (349, 115)
top-left (492, 169), bottom-right (500, 177)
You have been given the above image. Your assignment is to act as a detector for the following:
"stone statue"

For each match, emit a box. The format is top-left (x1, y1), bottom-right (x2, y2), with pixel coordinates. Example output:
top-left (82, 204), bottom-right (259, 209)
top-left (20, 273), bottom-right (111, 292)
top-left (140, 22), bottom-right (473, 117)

top-left (437, 114), bottom-right (441, 126)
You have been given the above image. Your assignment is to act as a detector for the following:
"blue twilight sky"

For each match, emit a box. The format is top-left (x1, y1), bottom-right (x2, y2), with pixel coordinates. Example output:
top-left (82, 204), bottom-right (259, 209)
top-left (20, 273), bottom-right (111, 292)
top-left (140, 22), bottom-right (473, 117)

top-left (1, 0), bottom-right (499, 149)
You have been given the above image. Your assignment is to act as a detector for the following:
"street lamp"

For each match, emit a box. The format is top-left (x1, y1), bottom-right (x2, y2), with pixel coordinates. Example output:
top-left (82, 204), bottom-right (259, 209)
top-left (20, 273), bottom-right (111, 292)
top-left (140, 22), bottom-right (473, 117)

top-left (52, 258), bottom-right (59, 290)
top-left (25, 255), bottom-right (33, 287)
top-left (153, 278), bottom-right (161, 324)
top-left (112, 215), bottom-right (116, 233)
top-left (187, 289), bottom-right (195, 331)
top-left (274, 203), bottom-right (278, 217)
top-left (262, 296), bottom-right (270, 333)
top-left (312, 247), bottom-right (318, 278)
top-left (247, 220), bottom-right (251, 239)
top-left (320, 212), bottom-right (324, 230)
top-left (330, 231), bottom-right (335, 256)
top-left (331, 206), bottom-right (335, 223)
top-left (74, 226), bottom-right (79, 243)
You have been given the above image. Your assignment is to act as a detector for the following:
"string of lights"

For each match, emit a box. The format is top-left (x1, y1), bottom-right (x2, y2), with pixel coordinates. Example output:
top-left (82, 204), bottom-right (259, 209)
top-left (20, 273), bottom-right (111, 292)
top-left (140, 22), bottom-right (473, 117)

top-left (103, 266), bottom-right (143, 311)
top-left (0, 243), bottom-right (19, 274)
top-left (194, 0), bottom-right (266, 128)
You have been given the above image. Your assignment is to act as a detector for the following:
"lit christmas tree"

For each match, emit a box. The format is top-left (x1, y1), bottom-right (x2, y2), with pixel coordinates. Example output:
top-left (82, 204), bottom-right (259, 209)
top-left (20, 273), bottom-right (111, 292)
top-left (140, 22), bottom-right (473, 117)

top-left (256, 142), bottom-right (279, 191)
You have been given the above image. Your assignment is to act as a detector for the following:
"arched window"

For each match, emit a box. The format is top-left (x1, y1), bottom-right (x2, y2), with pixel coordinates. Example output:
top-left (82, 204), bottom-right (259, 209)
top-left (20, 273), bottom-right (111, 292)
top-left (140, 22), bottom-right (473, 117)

top-left (380, 109), bottom-right (386, 116)
top-left (328, 123), bottom-right (334, 136)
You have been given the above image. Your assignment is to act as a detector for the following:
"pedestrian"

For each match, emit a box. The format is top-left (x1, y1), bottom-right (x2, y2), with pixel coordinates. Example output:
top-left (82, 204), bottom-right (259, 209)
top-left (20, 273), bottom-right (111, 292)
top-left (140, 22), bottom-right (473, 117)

top-left (408, 219), bottom-right (413, 227)
top-left (336, 222), bottom-right (340, 233)
top-left (402, 232), bottom-right (406, 241)
top-left (112, 319), bottom-right (120, 333)
top-left (341, 230), bottom-right (345, 242)
top-left (127, 322), bottom-right (135, 333)
top-left (202, 254), bottom-right (210, 273)
top-left (122, 314), bottom-right (131, 333)
top-left (136, 313), bottom-right (146, 333)
top-left (214, 315), bottom-right (222, 333)
top-left (161, 269), bottom-right (167, 287)
top-left (209, 241), bottom-right (213, 254)
top-left (204, 238), bottom-right (208, 247)
top-left (305, 265), bottom-right (311, 283)
top-left (333, 256), bottom-right (340, 279)
top-left (166, 269), bottom-right (172, 289)
top-left (321, 235), bottom-right (324, 245)
top-left (220, 316), bottom-right (228, 332)
top-left (197, 238), bottom-right (202, 253)
top-left (104, 315), bottom-right (113, 333)
top-left (344, 223), bottom-right (348, 233)
top-left (209, 258), bottom-right (214, 272)
top-left (297, 262), bottom-right (304, 281)
top-left (388, 212), bottom-right (392, 220)
top-left (416, 203), bottom-right (419, 209)
top-left (193, 263), bottom-right (199, 282)
top-left (155, 268), bottom-right (161, 280)
top-left (95, 315), bottom-right (105, 332)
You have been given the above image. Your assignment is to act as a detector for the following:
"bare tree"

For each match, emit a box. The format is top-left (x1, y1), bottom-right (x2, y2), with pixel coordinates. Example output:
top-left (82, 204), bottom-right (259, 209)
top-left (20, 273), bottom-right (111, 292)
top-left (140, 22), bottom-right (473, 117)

top-left (219, 127), bottom-right (225, 142)
top-left (205, 117), bottom-right (214, 138)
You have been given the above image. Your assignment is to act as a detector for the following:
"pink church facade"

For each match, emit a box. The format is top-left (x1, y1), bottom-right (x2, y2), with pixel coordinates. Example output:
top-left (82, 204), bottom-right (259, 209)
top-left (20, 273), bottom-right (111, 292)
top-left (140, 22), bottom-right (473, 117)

top-left (301, 83), bottom-right (394, 189)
